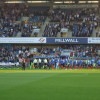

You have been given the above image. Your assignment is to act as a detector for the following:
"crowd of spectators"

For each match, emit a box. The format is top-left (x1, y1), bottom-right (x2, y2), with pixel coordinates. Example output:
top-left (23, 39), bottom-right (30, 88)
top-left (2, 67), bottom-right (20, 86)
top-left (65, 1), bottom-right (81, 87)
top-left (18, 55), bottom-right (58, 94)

top-left (0, 4), bottom-right (29, 37)
top-left (43, 23), bottom-right (61, 37)
top-left (60, 44), bottom-right (100, 57)
top-left (50, 8), bottom-right (98, 22)
top-left (0, 44), bottom-right (100, 63)
top-left (0, 4), bottom-right (49, 37)
top-left (0, 4), bottom-right (99, 37)
top-left (43, 8), bottom-right (99, 37)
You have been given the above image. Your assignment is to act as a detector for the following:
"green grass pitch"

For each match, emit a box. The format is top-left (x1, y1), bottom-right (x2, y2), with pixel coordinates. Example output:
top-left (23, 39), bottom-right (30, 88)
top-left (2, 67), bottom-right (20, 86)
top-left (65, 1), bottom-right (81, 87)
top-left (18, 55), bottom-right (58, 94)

top-left (0, 69), bottom-right (100, 100)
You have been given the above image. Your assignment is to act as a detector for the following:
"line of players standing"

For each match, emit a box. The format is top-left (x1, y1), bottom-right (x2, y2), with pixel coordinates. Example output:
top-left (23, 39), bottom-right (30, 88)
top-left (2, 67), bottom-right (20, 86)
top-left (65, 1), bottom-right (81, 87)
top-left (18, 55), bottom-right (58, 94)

top-left (30, 58), bottom-right (100, 69)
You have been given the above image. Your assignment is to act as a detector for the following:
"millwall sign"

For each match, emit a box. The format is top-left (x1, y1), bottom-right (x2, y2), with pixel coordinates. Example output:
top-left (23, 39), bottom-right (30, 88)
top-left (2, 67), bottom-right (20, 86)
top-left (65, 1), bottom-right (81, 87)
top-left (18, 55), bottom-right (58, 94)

top-left (55, 38), bottom-right (78, 43)
top-left (47, 38), bottom-right (88, 44)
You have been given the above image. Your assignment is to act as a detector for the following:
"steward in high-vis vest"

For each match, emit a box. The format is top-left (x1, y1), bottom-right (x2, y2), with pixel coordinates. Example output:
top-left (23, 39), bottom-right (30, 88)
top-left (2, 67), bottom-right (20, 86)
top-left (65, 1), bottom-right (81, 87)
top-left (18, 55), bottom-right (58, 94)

top-left (30, 62), bottom-right (34, 69)
top-left (93, 63), bottom-right (96, 68)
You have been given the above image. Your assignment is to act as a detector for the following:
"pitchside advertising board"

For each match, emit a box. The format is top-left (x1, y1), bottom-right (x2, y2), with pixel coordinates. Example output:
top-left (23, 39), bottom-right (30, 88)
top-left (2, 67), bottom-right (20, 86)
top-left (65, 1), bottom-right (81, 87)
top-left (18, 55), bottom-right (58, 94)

top-left (0, 37), bottom-right (100, 44)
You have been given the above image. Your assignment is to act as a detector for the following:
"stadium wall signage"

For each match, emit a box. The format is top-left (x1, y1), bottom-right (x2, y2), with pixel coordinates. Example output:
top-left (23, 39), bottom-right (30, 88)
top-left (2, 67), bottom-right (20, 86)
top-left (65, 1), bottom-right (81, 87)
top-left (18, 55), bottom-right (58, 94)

top-left (0, 37), bottom-right (100, 44)
top-left (47, 38), bottom-right (88, 44)
top-left (0, 38), bottom-right (46, 44)
top-left (88, 38), bottom-right (100, 44)
top-left (53, 4), bottom-right (98, 9)
top-left (55, 38), bottom-right (78, 43)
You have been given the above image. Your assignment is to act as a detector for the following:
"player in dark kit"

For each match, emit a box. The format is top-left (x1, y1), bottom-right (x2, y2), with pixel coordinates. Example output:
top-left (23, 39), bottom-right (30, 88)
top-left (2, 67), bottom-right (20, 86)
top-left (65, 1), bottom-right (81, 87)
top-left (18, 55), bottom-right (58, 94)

top-left (22, 58), bottom-right (26, 70)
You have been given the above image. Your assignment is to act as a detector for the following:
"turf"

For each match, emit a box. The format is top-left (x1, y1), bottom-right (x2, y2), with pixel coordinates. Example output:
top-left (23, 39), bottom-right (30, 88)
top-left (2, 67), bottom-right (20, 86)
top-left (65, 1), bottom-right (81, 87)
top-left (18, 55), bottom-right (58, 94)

top-left (0, 70), bottom-right (100, 100)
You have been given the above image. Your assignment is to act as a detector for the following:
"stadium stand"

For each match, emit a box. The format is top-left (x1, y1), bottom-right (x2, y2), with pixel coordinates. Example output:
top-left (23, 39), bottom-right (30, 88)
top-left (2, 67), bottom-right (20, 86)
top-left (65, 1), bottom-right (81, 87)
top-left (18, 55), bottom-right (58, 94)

top-left (0, 4), bottom-right (50, 37)
top-left (0, 44), bottom-right (100, 68)
top-left (0, 3), bottom-right (99, 37)
top-left (43, 8), bottom-right (99, 37)
top-left (0, 0), bottom-right (100, 69)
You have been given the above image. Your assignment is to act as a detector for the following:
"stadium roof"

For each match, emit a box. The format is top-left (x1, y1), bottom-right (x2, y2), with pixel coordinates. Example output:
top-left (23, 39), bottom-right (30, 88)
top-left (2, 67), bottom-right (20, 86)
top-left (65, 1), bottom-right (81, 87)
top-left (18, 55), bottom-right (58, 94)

top-left (0, 0), bottom-right (99, 1)
top-left (0, 0), bottom-right (99, 4)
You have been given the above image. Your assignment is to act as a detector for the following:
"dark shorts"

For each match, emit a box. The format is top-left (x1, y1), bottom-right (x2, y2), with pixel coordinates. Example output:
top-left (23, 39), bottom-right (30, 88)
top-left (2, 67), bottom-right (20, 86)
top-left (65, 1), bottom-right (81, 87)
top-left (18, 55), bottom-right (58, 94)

top-left (34, 63), bottom-right (37, 66)
top-left (39, 63), bottom-right (41, 65)
top-left (44, 63), bottom-right (47, 65)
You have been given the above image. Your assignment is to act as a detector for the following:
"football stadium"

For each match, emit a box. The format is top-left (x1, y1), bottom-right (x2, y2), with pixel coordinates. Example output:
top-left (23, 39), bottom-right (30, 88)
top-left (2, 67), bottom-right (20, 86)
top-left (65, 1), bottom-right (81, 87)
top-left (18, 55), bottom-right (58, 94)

top-left (0, 0), bottom-right (100, 100)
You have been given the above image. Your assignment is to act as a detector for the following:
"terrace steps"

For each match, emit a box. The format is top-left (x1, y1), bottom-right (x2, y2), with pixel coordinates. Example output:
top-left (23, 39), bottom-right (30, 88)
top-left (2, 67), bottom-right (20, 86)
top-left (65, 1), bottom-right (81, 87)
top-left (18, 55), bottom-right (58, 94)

top-left (39, 17), bottom-right (50, 37)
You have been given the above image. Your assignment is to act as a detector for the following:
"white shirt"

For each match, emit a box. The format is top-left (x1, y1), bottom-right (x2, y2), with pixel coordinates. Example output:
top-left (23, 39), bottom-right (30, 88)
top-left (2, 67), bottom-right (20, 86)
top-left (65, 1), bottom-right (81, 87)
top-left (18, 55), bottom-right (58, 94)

top-left (38, 59), bottom-right (42, 63)
top-left (34, 59), bottom-right (37, 63)
top-left (44, 59), bottom-right (47, 63)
